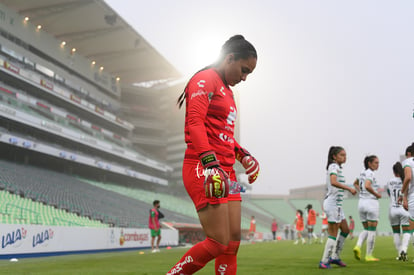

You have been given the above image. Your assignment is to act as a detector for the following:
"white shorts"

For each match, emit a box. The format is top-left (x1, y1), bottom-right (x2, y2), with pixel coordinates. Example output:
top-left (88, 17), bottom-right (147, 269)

top-left (321, 224), bottom-right (328, 230)
top-left (389, 206), bottom-right (410, 227)
top-left (358, 199), bottom-right (379, 222)
top-left (307, 225), bottom-right (315, 230)
top-left (323, 200), bottom-right (345, 223)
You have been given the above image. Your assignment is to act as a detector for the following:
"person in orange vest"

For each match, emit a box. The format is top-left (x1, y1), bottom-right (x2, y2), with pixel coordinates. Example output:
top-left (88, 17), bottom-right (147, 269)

top-left (319, 211), bottom-right (329, 244)
top-left (306, 204), bottom-right (318, 243)
top-left (248, 216), bottom-right (256, 242)
top-left (294, 210), bottom-right (306, 244)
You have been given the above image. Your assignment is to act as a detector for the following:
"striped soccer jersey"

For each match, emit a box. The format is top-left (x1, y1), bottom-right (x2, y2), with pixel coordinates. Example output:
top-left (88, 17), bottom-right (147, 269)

top-left (325, 163), bottom-right (345, 206)
top-left (358, 169), bottom-right (379, 200)
top-left (402, 157), bottom-right (414, 196)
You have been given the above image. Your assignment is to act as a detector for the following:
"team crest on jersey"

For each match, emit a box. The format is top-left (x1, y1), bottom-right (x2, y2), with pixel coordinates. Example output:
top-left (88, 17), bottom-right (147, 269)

top-left (208, 92), bottom-right (214, 101)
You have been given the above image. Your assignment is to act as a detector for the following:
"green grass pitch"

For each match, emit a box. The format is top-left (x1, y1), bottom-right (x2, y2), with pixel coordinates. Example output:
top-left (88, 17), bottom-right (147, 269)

top-left (0, 237), bottom-right (412, 274)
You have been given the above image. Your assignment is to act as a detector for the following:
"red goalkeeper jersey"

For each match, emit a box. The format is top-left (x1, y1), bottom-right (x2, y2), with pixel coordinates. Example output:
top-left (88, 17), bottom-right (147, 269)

top-left (184, 68), bottom-right (237, 168)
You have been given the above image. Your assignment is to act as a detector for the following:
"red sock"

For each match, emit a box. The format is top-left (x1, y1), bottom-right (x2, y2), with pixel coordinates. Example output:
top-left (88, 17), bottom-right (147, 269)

top-left (167, 237), bottom-right (226, 275)
top-left (214, 240), bottom-right (240, 275)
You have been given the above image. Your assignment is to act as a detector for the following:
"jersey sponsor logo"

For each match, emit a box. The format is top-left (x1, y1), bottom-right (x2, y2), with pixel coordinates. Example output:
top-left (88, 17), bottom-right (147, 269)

top-left (220, 86), bottom-right (226, 96)
top-left (190, 90), bottom-right (207, 100)
top-left (226, 106), bottom-right (236, 126)
top-left (219, 133), bottom-right (234, 143)
top-left (197, 80), bottom-right (206, 88)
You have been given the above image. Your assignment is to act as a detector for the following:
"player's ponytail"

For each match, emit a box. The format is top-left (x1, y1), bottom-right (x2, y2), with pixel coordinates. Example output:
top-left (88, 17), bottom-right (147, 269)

top-left (326, 146), bottom-right (344, 170)
top-left (393, 162), bottom-right (405, 182)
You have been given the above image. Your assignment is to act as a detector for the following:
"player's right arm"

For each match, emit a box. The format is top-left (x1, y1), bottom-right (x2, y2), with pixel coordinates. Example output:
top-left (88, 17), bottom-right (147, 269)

top-left (353, 178), bottom-right (360, 192)
top-left (400, 166), bottom-right (411, 208)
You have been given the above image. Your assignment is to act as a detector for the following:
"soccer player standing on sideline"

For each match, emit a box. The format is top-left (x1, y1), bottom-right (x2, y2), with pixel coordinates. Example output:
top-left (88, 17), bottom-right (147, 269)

top-left (149, 200), bottom-right (162, 253)
top-left (401, 144), bottom-right (414, 250)
top-left (319, 146), bottom-right (356, 269)
top-left (353, 155), bottom-right (381, 262)
top-left (306, 204), bottom-right (317, 243)
top-left (294, 210), bottom-right (306, 245)
top-left (319, 211), bottom-right (328, 244)
top-left (271, 218), bottom-right (278, 241)
top-left (388, 162), bottom-right (411, 261)
top-left (167, 35), bottom-right (259, 275)
top-left (348, 216), bottom-right (355, 240)
top-left (248, 216), bottom-right (256, 242)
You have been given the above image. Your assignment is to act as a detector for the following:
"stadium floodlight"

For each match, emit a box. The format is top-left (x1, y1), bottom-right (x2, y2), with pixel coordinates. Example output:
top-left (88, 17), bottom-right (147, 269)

top-left (91, 61), bottom-right (96, 65)
top-left (99, 66), bottom-right (104, 71)
top-left (24, 17), bottom-right (29, 22)
top-left (36, 25), bottom-right (42, 30)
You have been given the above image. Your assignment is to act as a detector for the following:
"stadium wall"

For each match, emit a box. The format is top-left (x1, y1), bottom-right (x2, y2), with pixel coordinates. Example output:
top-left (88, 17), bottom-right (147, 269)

top-left (0, 224), bottom-right (178, 259)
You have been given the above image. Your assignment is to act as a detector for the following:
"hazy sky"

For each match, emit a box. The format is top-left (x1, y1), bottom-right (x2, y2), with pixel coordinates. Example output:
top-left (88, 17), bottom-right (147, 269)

top-left (106, 0), bottom-right (414, 195)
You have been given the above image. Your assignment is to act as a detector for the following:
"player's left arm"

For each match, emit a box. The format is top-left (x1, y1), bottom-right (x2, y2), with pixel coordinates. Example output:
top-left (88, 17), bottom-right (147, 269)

top-left (234, 139), bottom-right (259, 184)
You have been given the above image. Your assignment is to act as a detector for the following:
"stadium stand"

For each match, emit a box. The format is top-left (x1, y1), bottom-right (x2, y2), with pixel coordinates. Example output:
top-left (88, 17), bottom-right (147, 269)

top-left (81, 179), bottom-right (273, 233)
top-left (0, 159), bottom-right (198, 227)
top-left (250, 199), bottom-right (296, 226)
top-left (0, 190), bottom-right (106, 227)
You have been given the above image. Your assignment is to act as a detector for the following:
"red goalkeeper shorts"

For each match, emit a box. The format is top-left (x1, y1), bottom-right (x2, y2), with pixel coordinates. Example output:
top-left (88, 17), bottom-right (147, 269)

top-left (183, 160), bottom-right (242, 211)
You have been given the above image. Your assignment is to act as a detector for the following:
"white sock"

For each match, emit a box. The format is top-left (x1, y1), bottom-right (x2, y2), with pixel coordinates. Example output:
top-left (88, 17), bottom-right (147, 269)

top-left (356, 230), bottom-right (368, 247)
top-left (332, 233), bottom-right (347, 259)
top-left (393, 233), bottom-right (401, 253)
top-left (313, 232), bottom-right (318, 239)
top-left (321, 237), bottom-right (336, 263)
top-left (401, 232), bottom-right (411, 253)
top-left (366, 231), bottom-right (376, 256)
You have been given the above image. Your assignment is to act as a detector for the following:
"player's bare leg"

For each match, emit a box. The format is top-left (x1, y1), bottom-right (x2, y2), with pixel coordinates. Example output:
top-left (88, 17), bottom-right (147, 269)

top-left (215, 200), bottom-right (241, 275)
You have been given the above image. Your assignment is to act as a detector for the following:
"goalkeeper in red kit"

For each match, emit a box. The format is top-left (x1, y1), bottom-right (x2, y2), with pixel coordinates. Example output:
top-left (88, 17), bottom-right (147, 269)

top-left (167, 35), bottom-right (259, 275)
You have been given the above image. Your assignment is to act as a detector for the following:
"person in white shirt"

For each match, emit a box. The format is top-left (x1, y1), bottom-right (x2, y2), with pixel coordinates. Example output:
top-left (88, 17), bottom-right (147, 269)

top-left (387, 162), bottom-right (411, 261)
top-left (400, 144), bottom-right (414, 250)
top-left (353, 155), bottom-right (381, 262)
top-left (319, 146), bottom-right (356, 269)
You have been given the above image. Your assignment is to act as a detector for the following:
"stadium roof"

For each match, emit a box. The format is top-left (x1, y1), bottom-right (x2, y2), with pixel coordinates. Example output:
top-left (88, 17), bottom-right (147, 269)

top-left (0, 0), bottom-right (182, 86)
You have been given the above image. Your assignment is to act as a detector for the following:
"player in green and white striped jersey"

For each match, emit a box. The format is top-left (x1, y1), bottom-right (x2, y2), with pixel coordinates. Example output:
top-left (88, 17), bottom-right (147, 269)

top-left (319, 146), bottom-right (356, 269)
top-left (353, 155), bottom-right (381, 262)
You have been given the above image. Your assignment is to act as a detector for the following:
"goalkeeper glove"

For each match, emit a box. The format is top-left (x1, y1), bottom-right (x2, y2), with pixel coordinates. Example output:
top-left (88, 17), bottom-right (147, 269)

top-left (199, 151), bottom-right (229, 198)
top-left (235, 146), bottom-right (260, 184)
